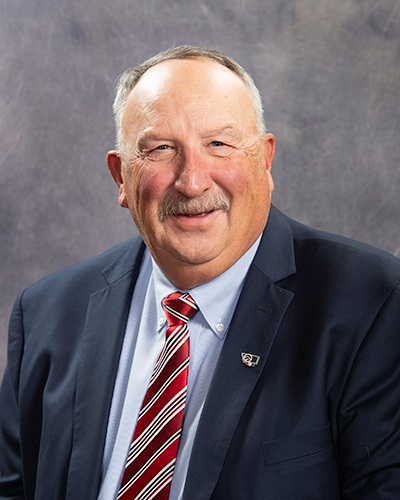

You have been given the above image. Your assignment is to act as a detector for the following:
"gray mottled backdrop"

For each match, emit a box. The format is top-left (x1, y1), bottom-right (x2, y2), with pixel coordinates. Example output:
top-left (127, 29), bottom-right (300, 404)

top-left (1, 0), bottom-right (399, 378)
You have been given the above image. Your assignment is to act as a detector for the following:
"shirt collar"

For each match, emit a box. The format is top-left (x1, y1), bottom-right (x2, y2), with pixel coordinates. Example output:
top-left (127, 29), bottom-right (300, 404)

top-left (152, 236), bottom-right (261, 338)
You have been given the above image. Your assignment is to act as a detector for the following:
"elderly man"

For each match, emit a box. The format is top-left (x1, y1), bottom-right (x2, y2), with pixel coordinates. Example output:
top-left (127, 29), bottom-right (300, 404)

top-left (1, 46), bottom-right (399, 500)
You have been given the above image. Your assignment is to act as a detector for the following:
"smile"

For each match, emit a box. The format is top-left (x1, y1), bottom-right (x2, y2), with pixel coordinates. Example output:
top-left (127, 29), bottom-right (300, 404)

top-left (168, 209), bottom-right (223, 227)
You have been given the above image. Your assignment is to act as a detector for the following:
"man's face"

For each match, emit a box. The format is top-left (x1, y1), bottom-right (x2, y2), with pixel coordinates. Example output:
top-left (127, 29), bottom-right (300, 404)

top-left (108, 58), bottom-right (275, 288)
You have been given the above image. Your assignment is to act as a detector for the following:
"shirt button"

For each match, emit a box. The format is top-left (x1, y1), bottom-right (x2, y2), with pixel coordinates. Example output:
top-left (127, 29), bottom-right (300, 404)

top-left (216, 323), bottom-right (224, 332)
top-left (158, 317), bottom-right (164, 327)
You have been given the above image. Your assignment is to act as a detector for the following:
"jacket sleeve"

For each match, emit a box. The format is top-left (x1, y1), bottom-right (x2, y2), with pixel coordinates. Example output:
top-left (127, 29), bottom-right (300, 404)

top-left (337, 284), bottom-right (400, 498)
top-left (0, 294), bottom-right (26, 500)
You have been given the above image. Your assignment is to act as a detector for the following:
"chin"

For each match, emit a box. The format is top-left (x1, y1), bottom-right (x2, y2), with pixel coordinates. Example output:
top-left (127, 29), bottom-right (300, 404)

top-left (173, 249), bottom-right (217, 266)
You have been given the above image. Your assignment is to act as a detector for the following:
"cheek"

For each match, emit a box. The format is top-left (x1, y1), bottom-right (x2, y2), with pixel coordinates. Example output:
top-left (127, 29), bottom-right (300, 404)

top-left (213, 160), bottom-right (249, 194)
top-left (133, 164), bottom-right (173, 210)
top-left (218, 161), bottom-right (265, 199)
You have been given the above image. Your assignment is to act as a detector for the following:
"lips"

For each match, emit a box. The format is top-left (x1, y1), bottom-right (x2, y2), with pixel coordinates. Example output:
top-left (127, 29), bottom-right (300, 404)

top-left (170, 209), bottom-right (221, 227)
top-left (183, 211), bottom-right (212, 218)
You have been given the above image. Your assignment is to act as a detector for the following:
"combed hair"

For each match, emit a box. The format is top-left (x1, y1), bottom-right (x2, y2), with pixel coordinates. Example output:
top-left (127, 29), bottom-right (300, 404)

top-left (112, 45), bottom-right (266, 151)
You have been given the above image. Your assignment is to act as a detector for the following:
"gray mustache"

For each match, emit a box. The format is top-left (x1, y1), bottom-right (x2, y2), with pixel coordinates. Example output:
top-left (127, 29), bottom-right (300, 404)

top-left (158, 192), bottom-right (231, 222)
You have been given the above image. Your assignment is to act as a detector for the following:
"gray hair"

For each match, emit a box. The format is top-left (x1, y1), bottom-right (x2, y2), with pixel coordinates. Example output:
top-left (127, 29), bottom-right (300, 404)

top-left (112, 45), bottom-right (266, 151)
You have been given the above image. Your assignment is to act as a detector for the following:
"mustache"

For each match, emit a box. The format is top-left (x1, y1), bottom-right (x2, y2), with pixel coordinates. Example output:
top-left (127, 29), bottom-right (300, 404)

top-left (158, 192), bottom-right (231, 222)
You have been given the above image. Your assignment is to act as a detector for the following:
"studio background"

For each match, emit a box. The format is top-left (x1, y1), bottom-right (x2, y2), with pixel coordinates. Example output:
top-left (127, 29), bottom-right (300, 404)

top-left (1, 0), bottom-right (399, 378)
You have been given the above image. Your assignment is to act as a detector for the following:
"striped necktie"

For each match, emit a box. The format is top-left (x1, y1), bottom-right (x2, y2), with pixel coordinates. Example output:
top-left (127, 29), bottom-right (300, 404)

top-left (117, 292), bottom-right (198, 500)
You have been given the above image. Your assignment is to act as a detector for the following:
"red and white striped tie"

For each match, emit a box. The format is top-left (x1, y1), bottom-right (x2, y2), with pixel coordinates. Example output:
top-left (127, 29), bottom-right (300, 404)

top-left (117, 292), bottom-right (198, 500)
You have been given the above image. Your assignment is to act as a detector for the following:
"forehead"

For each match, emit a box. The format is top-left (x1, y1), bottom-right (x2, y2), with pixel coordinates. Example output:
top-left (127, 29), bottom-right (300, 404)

top-left (132, 57), bottom-right (249, 100)
top-left (122, 58), bottom-right (257, 133)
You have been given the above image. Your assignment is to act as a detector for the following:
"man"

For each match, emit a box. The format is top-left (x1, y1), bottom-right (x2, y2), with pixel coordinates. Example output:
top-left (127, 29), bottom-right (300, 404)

top-left (0, 46), bottom-right (399, 500)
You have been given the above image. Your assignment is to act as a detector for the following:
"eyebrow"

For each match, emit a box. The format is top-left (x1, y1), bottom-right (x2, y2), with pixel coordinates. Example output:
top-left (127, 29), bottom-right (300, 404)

top-left (204, 125), bottom-right (242, 139)
top-left (137, 132), bottom-right (166, 150)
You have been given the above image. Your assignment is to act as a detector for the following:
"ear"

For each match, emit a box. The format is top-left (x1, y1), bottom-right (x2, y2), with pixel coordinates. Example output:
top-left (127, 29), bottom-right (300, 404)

top-left (107, 150), bottom-right (128, 208)
top-left (263, 133), bottom-right (276, 192)
top-left (264, 133), bottom-right (276, 171)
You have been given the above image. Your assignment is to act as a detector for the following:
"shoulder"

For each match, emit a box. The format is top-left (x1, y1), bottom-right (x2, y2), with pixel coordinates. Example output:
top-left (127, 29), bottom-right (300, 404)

top-left (20, 235), bottom-right (145, 308)
top-left (269, 211), bottom-right (400, 320)
top-left (258, 206), bottom-right (400, 316)
top-left (285, 213), bottom-right (400, 284)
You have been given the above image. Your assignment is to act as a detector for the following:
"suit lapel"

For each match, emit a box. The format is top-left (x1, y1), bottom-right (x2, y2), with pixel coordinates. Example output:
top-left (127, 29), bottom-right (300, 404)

top-left (66, 239), bottom-right (145, 500)
top-left (65, 206), bottom-right (295, 499)
top-left (183, 207), bottom-right (296, 500)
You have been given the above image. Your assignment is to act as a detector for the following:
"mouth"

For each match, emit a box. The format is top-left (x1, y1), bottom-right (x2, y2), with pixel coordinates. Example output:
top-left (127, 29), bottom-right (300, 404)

top-left (169, 209), bottom-right (223, 228)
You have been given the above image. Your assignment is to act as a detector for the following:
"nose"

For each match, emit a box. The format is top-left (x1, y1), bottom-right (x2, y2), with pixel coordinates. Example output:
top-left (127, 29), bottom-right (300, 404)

top-left (174, 147), bottom-right (213, 198)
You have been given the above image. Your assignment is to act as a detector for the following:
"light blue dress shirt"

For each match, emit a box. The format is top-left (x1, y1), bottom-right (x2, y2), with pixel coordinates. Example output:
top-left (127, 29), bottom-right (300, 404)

top-left (97, 237), bottom-right (260, 500)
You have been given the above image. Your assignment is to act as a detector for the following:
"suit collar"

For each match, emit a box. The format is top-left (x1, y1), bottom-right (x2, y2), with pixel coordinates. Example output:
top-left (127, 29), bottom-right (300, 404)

top-left (102, 236), bottom-right (146, 285)
top-left (252, 204), bottom-right (296, 283)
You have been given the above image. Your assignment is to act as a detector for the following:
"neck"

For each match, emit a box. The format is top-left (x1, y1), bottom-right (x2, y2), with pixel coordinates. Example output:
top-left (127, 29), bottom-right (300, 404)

top-left (162, 265), bottom-right (222, 290)
top-left (151, 241), bottom-right (260, 290)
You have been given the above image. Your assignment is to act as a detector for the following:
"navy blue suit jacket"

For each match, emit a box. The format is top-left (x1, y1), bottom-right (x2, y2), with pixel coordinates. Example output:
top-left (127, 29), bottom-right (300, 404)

top-left (1, 206), bottom-right (400, 499)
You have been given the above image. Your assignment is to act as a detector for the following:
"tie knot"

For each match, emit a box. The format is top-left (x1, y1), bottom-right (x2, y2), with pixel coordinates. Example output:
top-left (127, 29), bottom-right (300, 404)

top-left (162, 292), bottom-right (198, 326)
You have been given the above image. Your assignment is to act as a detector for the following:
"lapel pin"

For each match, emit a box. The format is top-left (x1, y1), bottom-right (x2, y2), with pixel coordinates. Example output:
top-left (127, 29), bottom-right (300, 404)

top-left (241, 352), bottom-right (260, 367)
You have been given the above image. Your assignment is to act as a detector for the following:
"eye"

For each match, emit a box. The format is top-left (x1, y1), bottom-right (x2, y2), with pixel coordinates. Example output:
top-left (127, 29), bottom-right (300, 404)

top-left (145, 143), bottom-right (175, 161)
top-left (208, 140), bottom-right (232, 157)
